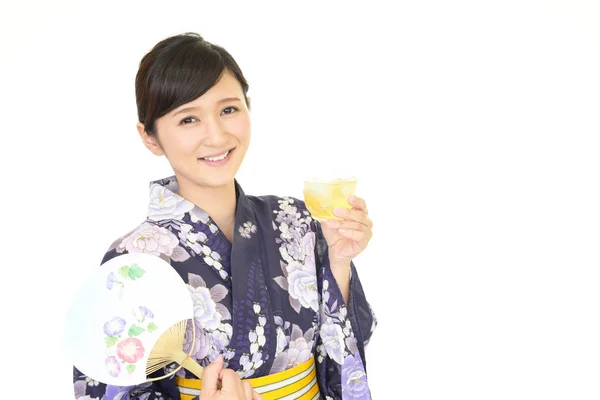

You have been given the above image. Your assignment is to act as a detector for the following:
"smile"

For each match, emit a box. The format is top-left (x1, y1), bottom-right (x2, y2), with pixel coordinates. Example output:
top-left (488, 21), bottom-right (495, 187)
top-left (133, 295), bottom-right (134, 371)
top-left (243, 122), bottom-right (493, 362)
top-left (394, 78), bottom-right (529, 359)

top-left (198, 149), bottom-right (234, 165)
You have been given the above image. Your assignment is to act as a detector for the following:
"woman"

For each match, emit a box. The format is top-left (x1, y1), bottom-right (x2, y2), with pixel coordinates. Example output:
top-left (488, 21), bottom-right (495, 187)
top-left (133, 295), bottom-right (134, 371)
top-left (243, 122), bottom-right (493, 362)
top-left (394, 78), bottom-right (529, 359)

top-left (73, 32), bottom-right (377, 400)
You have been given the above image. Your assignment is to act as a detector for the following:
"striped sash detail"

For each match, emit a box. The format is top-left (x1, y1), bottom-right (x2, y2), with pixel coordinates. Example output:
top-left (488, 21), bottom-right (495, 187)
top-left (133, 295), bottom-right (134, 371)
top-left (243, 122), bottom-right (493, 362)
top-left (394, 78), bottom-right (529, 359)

top-left (176, 356), bottom-right (320, 400)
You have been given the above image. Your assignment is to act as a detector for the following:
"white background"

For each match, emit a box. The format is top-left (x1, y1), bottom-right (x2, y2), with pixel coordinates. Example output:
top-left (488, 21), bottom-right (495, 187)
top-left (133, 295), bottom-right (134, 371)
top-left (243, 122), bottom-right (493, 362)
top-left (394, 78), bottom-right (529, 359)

top-left (1, 0), bottom-right (599, 399)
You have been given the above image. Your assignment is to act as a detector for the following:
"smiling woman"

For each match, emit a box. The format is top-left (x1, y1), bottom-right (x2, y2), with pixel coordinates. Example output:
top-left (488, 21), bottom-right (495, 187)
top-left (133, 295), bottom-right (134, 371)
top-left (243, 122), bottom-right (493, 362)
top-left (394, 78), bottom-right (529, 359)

top-left (72, 32), bottom-right (377, 400)
top-left (137, 68), bottom-right (252, 242)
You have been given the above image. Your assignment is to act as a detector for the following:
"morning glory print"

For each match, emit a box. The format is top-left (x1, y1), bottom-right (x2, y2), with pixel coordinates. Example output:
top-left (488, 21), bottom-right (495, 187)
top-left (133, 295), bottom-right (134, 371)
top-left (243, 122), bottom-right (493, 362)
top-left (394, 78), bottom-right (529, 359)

top-left (73, 175), bottom-right (377, 400)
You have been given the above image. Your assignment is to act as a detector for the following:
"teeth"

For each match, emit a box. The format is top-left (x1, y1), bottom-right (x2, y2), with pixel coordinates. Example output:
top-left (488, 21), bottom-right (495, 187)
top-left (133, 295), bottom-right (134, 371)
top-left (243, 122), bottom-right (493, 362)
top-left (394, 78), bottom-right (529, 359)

top-left (203, 150), bottom-right (229, 161)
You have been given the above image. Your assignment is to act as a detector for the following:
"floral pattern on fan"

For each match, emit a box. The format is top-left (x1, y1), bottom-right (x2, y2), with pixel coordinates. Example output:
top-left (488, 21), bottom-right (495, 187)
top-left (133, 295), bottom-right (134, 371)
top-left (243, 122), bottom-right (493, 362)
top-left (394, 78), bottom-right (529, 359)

top-left (103, 263), bottom-right (159, 377)
top-left (102, 306), bottom-right (159, 377)
top-left (106, 263), bottom-right (147, 299)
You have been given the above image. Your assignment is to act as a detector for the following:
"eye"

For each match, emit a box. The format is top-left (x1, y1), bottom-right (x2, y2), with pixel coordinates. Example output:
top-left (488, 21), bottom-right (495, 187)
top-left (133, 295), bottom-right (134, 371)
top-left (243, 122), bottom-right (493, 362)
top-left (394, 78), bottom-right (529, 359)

top-left (179, 116), bottom-right (198, 125)
top-left (221, 106), bottom-right (238, 115)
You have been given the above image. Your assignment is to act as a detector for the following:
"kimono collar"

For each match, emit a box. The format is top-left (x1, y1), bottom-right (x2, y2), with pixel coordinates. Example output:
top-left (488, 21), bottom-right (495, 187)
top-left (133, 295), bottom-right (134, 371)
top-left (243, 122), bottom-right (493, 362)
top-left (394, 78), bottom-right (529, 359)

top-left (146, 175), bottom-right (248, 225)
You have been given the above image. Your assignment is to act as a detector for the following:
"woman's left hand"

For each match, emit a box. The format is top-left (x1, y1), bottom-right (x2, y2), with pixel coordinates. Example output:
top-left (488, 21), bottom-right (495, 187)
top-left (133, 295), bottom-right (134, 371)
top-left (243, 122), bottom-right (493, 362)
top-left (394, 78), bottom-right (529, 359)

top-left (320, 196), bottom-right (373, 263)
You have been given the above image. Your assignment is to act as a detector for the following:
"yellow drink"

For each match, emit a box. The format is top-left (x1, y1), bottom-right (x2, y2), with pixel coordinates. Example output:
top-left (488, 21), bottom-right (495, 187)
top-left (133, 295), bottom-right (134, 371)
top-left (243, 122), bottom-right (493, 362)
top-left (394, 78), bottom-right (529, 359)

top-left (303, 177), bottom-right (357, 221)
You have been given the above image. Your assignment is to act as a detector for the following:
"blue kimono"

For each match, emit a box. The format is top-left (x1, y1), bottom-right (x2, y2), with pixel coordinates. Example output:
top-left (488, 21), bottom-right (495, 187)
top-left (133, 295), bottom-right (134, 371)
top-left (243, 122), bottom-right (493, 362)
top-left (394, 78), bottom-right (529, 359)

top-left (73, 176), bottom-right (377, 399)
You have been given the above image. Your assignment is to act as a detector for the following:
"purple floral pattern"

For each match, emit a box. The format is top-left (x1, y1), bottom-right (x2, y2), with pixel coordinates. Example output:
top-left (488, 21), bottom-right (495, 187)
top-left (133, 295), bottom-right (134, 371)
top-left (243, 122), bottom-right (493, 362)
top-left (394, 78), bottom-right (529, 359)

top-left (102, 306), bottom-right (158, 378)
top-left (182, 272), bottom-right (233, 367)
top-left (342, 355), bottom-right (370, 399)
top-left (105, 356), bottom-right (121, 378)
top-left (272, 198), bottom-right (319, 313)
top-left (100, 263), bottom-right (160, 379)
top-left (269, 320), bottom-right (316, 374)
top-left (103, 317), bottom-right (126, 337)
top-left (73, 176), bottom-right (376, 400)
top-left (238, 221), bottom-right (257, 239)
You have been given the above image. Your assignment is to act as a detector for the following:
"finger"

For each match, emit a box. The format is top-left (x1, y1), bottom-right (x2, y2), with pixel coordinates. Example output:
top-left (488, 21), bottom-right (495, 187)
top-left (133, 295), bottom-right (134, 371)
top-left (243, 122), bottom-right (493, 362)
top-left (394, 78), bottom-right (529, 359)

top-left (348, 195), bottom-right (368, 214)
top-left (333, 207), bottom-right (372, 228)
top-left (219, 369), bottom-right (242, 393)
top-left (243, 381), bottom-right (253, 399)
top-left (200, 355), bottom-right (224, 396)
top-left (325, 219), bottom-right (369, 233)
top-left (252, 390), bottom-right (264, 400)
top-left (339, 228), bottom-right (369, 241)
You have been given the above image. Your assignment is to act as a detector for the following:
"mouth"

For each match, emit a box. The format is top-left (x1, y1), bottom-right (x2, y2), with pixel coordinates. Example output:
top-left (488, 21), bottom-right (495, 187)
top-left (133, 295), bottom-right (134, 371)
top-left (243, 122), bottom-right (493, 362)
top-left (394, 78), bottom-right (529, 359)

top-left (198, 148), bottom-right (234, 164)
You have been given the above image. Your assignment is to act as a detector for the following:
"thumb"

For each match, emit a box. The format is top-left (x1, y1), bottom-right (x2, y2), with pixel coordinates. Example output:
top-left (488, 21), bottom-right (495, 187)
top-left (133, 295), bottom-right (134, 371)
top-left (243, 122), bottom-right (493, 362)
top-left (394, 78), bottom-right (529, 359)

top-left (252, 390), bottom-right (264, 400)
top-left (200, 355), bottom-right (224, 396)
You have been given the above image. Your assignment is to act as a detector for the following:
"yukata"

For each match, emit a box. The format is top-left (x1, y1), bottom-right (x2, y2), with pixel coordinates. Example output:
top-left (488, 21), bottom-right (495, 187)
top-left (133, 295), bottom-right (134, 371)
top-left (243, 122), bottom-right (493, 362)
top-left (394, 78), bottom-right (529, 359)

top-left (73, 175), bottom-right (377, 400)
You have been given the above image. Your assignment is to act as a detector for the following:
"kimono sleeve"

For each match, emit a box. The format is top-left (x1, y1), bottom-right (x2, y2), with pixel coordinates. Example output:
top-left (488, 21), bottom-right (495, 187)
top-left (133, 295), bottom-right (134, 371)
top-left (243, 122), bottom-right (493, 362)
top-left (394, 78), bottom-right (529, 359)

top-left (72, 247), bottom-right (182, 400)
top-left (313, 221), bottom-right (377, 400)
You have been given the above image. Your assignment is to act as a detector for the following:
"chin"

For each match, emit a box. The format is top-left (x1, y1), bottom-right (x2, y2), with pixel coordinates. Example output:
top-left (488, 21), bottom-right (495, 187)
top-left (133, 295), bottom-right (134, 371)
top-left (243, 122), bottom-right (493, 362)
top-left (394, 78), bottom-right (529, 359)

top-left (202, 179), bottom-right (236, 188)
top-left (196, 173), bottom-right (238, 189)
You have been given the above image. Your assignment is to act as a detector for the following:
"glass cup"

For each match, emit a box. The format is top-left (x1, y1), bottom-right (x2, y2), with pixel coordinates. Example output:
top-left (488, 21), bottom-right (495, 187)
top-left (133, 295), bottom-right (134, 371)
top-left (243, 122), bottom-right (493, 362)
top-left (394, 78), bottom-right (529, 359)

top-left (303, 177), bottom-right (358, 221)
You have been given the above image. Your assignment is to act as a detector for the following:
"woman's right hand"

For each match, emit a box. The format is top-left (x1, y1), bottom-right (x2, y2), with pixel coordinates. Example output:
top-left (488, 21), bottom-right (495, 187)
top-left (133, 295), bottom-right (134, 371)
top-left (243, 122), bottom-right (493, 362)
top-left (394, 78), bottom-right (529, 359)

top-left (200, 355), bottom-right (263, 400)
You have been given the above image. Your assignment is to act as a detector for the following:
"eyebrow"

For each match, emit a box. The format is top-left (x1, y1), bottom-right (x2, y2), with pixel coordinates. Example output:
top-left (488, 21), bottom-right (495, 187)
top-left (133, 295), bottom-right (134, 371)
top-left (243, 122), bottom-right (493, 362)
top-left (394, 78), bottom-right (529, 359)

top-left (172, 97), bottom-right (243, 117)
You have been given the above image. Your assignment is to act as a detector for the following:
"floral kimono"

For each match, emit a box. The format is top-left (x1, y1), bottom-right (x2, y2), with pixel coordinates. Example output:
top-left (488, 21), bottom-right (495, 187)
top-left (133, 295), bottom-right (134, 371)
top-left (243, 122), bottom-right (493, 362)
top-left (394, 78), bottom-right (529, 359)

top-left (73, 175), bottom-right (377, 400)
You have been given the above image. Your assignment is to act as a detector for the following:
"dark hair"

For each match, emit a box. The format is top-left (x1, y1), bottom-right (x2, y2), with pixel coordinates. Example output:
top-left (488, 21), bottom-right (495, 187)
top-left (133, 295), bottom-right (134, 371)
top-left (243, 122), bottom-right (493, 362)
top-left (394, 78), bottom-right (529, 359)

top-left (135, 32), bottom-right (250, 135)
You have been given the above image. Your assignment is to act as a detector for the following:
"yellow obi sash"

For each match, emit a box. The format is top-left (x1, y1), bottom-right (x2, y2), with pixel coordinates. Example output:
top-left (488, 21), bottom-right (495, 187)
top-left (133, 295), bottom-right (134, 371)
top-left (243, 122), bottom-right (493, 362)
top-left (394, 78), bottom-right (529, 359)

top-left (176, 356), bottom-right (320, 400)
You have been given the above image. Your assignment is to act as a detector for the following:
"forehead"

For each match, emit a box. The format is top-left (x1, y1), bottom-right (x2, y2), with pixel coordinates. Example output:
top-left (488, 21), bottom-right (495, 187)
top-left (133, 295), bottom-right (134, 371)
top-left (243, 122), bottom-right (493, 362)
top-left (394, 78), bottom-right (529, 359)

top-left (165, 70), bottom-right (246, 120)
top-left (186, 71), bottom-right (243, 106)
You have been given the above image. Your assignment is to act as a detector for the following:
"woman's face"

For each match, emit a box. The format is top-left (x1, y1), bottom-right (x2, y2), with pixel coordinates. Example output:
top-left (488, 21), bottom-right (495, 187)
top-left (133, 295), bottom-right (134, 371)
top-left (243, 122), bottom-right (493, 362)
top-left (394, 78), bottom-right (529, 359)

top-left (138, 70), bottom-right (251, 189)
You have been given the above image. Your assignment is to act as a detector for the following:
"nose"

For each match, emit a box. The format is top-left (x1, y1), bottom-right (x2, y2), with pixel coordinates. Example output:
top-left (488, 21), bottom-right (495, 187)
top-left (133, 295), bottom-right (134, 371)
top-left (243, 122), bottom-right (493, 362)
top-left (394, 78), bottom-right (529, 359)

top-left (203, 116), bottom-right (228, 147)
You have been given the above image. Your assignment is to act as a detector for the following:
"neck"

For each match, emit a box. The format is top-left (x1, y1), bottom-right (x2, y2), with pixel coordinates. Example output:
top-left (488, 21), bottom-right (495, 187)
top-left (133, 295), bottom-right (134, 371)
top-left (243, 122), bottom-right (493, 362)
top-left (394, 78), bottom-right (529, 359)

top-left (175, 174), bottom-right (237, 241)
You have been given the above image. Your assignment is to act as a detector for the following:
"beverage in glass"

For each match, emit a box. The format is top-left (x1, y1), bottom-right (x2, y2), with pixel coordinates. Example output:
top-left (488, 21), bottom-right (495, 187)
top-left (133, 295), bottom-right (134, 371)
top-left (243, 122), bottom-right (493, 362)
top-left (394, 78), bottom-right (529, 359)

top-left (303, 177), bottom-right (357, 221)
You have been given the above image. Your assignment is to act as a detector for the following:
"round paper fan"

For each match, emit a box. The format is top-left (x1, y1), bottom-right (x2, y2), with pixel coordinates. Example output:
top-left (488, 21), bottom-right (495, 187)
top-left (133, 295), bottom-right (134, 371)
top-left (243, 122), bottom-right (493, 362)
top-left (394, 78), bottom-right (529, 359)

top-left (64, 252), bottom-right (203, 386)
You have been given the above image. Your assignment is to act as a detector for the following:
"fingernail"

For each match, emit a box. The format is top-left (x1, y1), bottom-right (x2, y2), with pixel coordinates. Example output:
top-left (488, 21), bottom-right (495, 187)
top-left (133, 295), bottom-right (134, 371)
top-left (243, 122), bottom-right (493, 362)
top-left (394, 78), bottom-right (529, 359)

top-left (333, 208), bottom-right (344, 217)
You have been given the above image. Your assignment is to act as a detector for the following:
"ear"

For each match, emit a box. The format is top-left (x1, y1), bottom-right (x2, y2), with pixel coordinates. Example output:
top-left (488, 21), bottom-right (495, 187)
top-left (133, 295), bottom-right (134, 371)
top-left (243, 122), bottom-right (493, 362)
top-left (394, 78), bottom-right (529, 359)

top-left (246, 96), bottom-right (252, 110)
top-left (137, 122), bottom-right (164, 156)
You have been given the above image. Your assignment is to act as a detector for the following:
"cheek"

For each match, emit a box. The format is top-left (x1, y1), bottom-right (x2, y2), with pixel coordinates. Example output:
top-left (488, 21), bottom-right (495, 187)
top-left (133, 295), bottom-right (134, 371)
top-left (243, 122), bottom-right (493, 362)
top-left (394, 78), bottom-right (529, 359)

top-left (229, 116), bottom-right (251, 143)
top-left (164, 131), bottom-right (202, 155)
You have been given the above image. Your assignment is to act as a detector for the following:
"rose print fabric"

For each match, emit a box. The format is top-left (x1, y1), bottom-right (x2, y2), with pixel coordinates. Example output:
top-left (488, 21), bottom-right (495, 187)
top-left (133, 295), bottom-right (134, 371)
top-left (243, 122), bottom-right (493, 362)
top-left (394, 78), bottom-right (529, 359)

top-left (73, 176), bottom-right (377, 399)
